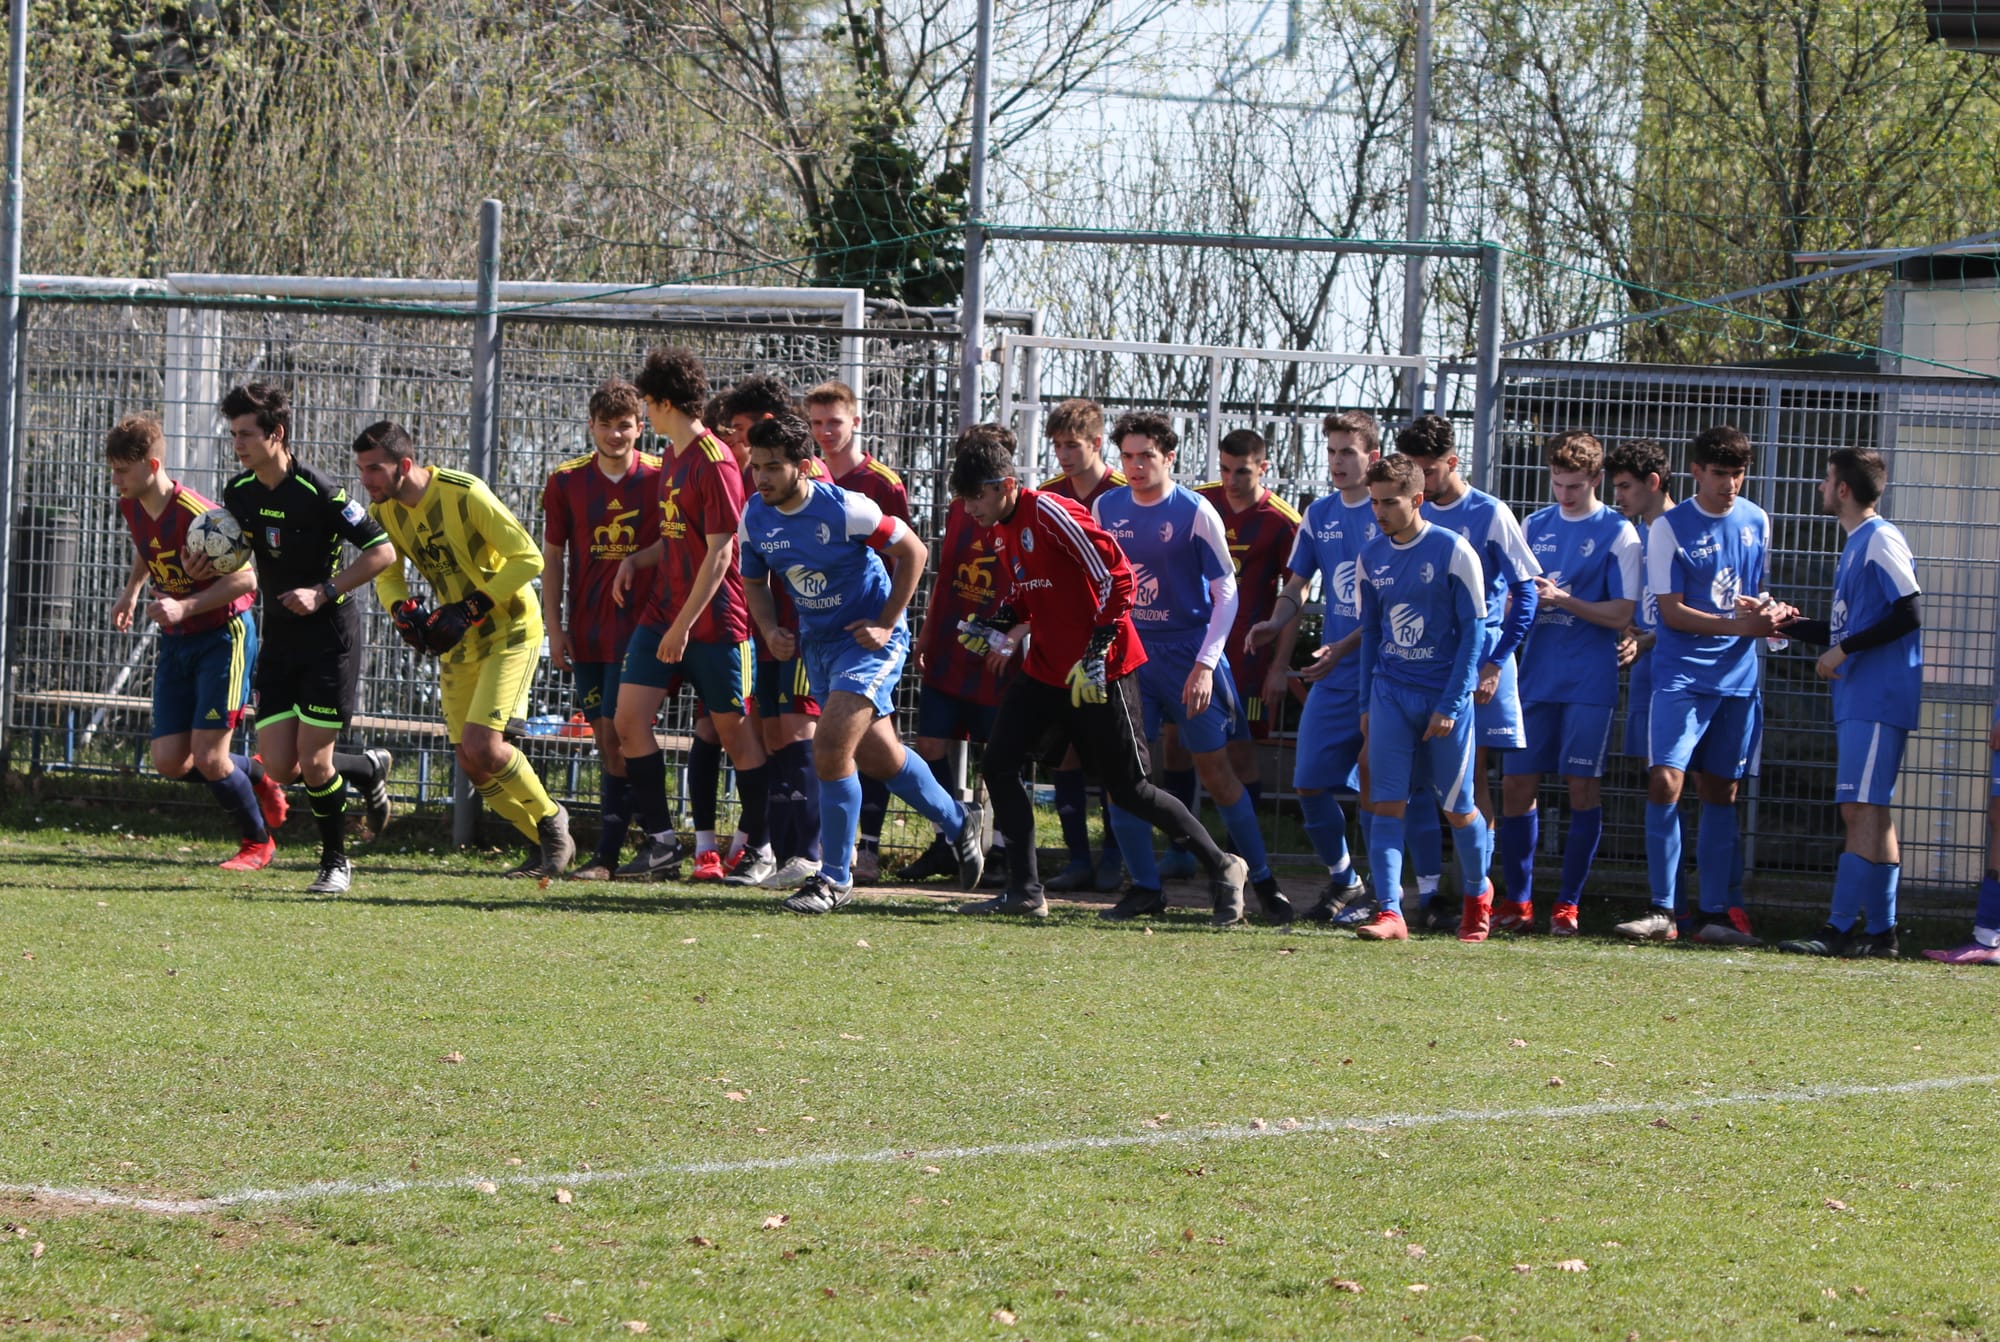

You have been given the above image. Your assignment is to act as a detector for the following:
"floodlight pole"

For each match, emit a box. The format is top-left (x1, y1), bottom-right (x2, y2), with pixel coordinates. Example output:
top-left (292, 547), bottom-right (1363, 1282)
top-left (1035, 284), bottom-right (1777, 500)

top-left (456, 199), bottom-right (503, 848)
top-left (957, 0), bottom-right (995, 431)
top-left (0, 0), bottom-right (27, 748)
top-left (1471, 242), bottom-right (1505, 494)
top-left (1399, 0), bottom-right (1434, 420)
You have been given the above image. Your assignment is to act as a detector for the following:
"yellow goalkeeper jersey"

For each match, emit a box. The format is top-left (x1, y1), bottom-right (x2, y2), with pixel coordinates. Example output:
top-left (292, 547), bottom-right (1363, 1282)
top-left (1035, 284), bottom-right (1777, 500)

top-left (370, 466), bottom-right (544, 665)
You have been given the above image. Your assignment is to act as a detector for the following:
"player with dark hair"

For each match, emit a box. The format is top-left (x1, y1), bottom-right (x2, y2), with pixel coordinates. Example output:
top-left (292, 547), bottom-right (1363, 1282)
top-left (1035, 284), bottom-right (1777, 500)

top-left (721, 375), bottom-right (824, 887)
top-left (1619, 425), bottom-right (1789, 945)
top-left (738, 414), bottom-right (985, 912)
top-left (1773, 448), bottom-right (1921, 957)
top-left (1350, 454), bottom-right (1492, 941)
top-left (902, 473), bottom-right (1016, 885)
top-left (355, 421), bottom-right (574, 877)
top-left (1499, 431), bottom-right (1641, 934)
top-left (1394, 413), bottom-right (1539, 938)
top-left (610, 346), bottom-right (770, 883)
top-left (215, 382), bottom-right (396, 894)
top-left (106, 413), bottom-right (286, 871)
top-left (1149, 428), bottom-right (1300, 880)
top-left (1037, 397), bottom-right (1129, 893)
top-left (949, 424), bottom-right (1249, 923)
top-left (540, 379), bottom-right (662, 878)
top-left (1092, 411), bottom-right (1286, 921)
top-left (1248, 411), bottom-right (1380, 922)
top-left (804, 380), bottom-right (910, 883)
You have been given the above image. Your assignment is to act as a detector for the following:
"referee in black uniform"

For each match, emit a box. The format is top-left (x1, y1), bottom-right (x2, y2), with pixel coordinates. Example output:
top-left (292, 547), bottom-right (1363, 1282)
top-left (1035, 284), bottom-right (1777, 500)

top-left (208, 383), bottom-right (398, 894)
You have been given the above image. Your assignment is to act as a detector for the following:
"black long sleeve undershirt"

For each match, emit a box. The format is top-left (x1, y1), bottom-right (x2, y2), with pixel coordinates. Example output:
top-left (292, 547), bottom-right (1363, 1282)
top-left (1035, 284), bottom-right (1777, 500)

top-left (1783, 593), bottom-right (1921, 654)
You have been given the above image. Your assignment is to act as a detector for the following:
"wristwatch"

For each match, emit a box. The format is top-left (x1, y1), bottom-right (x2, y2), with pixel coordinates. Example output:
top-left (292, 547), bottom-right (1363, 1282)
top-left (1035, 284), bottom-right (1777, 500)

top-left (320, 580), bottom-right (341, 606)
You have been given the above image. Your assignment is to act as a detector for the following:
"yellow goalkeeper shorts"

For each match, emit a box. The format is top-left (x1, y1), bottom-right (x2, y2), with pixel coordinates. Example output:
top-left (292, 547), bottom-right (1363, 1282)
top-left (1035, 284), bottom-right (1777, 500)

top-left (439, 637), bottom-right (538, 744)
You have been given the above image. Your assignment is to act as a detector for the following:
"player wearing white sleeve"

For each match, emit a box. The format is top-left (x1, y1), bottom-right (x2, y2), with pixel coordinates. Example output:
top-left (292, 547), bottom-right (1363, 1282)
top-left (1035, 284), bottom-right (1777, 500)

top-left (1775, 448), bottom-right (1922, 958)
top-left (1090, 412), bottom-right (1285, 923)
top-left (1498, 432), bottom-right (1641, 936)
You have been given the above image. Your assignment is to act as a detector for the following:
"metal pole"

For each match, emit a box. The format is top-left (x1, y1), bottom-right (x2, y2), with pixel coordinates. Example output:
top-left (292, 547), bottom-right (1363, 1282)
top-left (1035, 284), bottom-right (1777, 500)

top-left (0, 0), bottom-right (26, 752)
top-left (1205, 355), bottom-right (1224, 479)
top-left (1399, 0), bottom-right (1433, 419)
top-left (957, 0), bottom-right (995, 431)
top-left (456, 198), bottom-right (502, 847)
top-left (1470, 243), bottom-right (1504, 495)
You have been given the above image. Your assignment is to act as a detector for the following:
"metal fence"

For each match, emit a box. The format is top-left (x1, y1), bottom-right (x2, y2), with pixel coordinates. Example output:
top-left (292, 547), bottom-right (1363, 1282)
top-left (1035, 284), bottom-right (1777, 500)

top-left (1478, 358), bottom-right (2000, 900)
top-left (2, 285), bottom-right (989, 855)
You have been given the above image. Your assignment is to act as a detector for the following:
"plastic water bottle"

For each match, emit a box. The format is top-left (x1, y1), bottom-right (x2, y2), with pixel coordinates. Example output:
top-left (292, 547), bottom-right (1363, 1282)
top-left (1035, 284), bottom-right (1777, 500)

top-left (1758, 593), bottom-right (1789, 652)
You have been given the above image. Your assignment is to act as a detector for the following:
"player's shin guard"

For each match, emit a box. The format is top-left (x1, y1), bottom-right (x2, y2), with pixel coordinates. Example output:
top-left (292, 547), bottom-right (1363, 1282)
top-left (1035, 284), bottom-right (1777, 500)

top-left (1830, 851), bottom-right (1867, 932)
top-left (596, 772), bottom-right (631, 865)
top-left (1297, 790), bottom-right (1353, 876)
top-left (205, 760), bottom-right (268, 842)
top-left (1162, 768), bottom-right (1198, 853)
top-left (883, 752), bottom-right (965, 839)
top-left (1215, 791), bottom-right (1271, 882)
top-left (1406, 792), bottom-right (1444, 885)
top-left (818, 770), bottom-right (864, 886)
top-left (857, 775), bottom-right (889, 848)
top-left (1695, 802), bottom-right (1738, 916)
top-left (1558, 807), bottom-right (1602, 906)
top-left (736, 764), bottom-right (770, 851)
top-left (1370, 814), bottom-right (1406, 916)
top-left (306, 774), bottom-right (347, 860)
top-left (1644, 801), bottom-right (1681, 912)
top-left (624, 751), bottom-right (674, 839)
top-left (1106, 804), bottom-right (1160, 888)
top-left (492, 751), bottom-right (559, 837)
top-left (922, 751), bottom-right (960, 820)
top-left (1052, 768), bottom-right (1091, 866)
top-left (1455, 811), bottom-right (1492, 897)
top-left (1865, 859), bottom-right (1900, 935)
top-left (687, 737), bottom-right (722, 834)
top-left (1500, 810), bottom-right (1537, 906)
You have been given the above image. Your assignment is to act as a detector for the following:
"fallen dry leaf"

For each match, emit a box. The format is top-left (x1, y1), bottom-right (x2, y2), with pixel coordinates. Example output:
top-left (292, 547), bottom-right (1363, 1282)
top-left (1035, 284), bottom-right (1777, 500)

top-left (1555, 1259), bottom-right (1589, 1273)
top-left (554, 1188), bottom-right (573, 1204)
top-left (922, 1165), bottom-right (942, 1175)
top-left (991, 1308), bottom-right (1017, 1325)
top-left (1279, 1117), bottom-right (1301, 1130)
top-left (1250, 1118), bottom-right (1269, 1131)
top-left (1406, 1244), bottom-right (1427, 1259)
top-left (1513, 1264), bottom-right (1534, 1274)
top-left (1406, 1283), bottom-right (1429, 1294)
top-left (1327, 1278), bottom-right (1363, 1293)
top-left (1509, 1038), bottom-right (1527, 1048)
top-left (855, 939), bottom-right (870, 948)
top-left (31, 1241), bottom-right (45, 1259)
top-left (1547, 1076), bottom-right (1565, 1088)
top-left (20, 952), bottom-right (32, 961)
top-left (1824, 1198), bottom-right (1849, 1211)
top-left (1850, 1285), bottom-right (1869, 1297)
top-left (680, 937), bottom-right (697, 944)
top-left (506, 1157), bottom-right (523, 1167)
top-left (440, 1051), bottom-right (464, 1065)
top-left (1822, 1288), bottom-right (1839, 1299)
top-left (725, 1091), bottom-right (748, 1102)
top-left (761, 1214), bottom-right (789, 1230)
top-left (474, 1181), bottom-right (498, 1195)
top-left (543, 1312), bottom-right (569, 1325)
top-left (1277, 947), bottom-right (1297, 955)
top-left (839, 1033), bottom-right (863, 1041)
top-left (623, 1323), bottom-right (649, 1335)
top-left (687, 1236), bottom-right (713, 1248)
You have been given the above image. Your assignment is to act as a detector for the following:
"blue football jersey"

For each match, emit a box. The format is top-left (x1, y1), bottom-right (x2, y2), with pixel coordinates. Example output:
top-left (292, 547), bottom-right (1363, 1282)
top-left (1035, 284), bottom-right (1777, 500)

top-left (1287, 491), bottom-right (1380, 695)
top-left (1829, 515), bottom-right (1922, 728)
top-left (1646, 496), bottom-right (1770, 697)
top-left (1358, 523), bottom-right (1487, 711)
top-left (1519, 503), bottom-right (1642, 707)
top-left (1422, 487), bottom-right (1541, 647)
top-left (738, 480), bottom-right (907, 640)
top-left (1093, 484), bottom-right (1236, 661)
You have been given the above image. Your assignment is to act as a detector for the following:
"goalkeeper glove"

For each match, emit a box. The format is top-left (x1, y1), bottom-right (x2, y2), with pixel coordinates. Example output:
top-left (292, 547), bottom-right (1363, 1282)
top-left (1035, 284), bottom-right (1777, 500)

top-left (956, 603), bottom-right (1020, 658)
top-left (1065, 626), bottom-right (1116, 707)
top-left (390, 599), bottom-right (432, 653)
top-left (422, 590), bottom-right (495, 653)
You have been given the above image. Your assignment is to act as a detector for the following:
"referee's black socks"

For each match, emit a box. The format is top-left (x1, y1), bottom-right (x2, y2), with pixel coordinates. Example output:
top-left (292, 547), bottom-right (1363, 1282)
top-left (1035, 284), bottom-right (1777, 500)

top-left (306, 775), bottom-right (348, 859)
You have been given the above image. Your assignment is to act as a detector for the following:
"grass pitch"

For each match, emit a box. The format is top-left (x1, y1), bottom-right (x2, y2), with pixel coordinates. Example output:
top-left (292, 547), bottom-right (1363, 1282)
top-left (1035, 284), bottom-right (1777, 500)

top-left (4, 813), bottom-right (2000, 1340)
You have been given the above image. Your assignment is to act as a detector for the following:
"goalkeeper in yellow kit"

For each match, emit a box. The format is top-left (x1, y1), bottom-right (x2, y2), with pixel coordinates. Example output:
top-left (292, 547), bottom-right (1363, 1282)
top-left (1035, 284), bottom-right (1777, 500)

top-left (352, 420), bottom-right (576, 877)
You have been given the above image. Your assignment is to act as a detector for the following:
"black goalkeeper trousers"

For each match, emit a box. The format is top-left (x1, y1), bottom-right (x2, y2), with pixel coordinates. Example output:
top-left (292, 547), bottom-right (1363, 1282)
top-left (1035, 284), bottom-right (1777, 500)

top-left (981, 671), bottom-right (1227, 896)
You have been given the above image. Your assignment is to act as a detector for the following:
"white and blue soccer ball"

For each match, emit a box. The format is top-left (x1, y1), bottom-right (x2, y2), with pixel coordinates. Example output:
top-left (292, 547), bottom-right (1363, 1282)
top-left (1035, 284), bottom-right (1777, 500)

top-left (185, 507), bottom-right (252, 574)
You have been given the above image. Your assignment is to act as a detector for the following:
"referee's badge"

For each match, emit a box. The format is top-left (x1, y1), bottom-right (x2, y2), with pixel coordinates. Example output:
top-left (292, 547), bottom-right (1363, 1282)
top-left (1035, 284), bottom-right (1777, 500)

top-left (265, 526), bottom-right (282, 553)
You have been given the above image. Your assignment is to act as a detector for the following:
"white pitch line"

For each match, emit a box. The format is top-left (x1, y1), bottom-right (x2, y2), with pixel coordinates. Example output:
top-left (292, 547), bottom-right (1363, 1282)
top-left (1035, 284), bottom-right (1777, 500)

top-left (7, 1073), bottom-right (1994, 1218)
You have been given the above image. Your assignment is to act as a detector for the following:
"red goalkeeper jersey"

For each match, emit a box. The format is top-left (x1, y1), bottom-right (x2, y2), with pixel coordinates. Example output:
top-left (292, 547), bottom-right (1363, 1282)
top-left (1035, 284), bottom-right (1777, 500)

top-left (991, 489), bottom-right (1145, 689)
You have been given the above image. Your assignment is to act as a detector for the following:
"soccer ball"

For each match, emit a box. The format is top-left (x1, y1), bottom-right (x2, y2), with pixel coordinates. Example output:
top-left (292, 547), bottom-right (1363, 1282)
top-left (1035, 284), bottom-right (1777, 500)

top-left (185, 507), bottom-right (251, 574)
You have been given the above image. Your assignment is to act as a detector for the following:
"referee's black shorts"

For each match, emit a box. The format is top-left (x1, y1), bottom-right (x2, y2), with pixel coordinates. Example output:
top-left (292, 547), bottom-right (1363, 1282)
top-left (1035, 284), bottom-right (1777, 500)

top-left (255, 606), bottom-right (363, 731)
